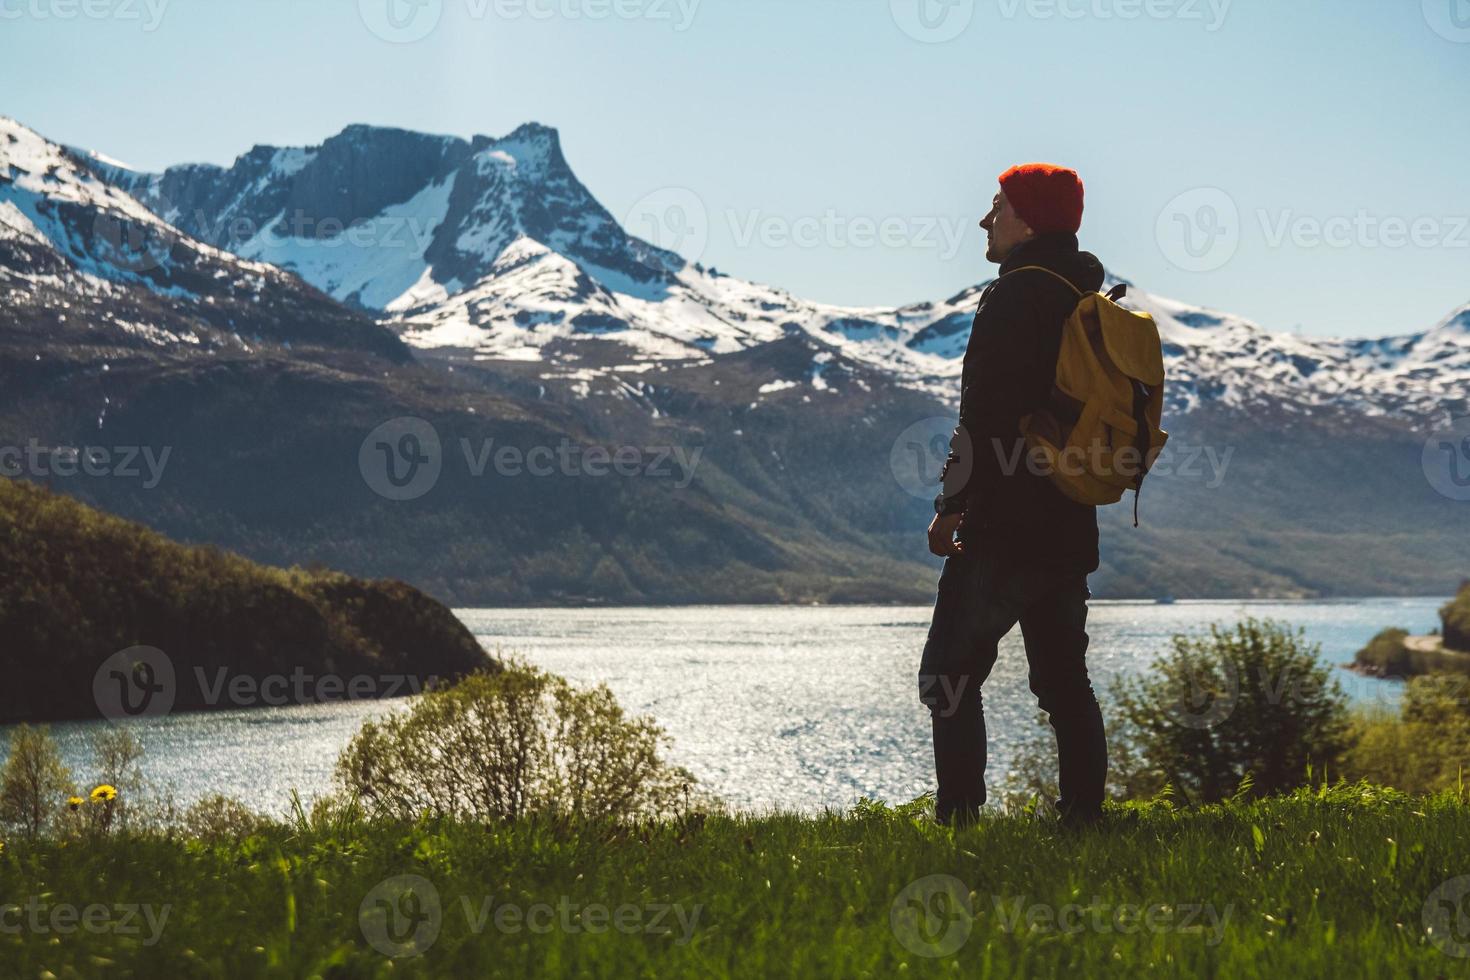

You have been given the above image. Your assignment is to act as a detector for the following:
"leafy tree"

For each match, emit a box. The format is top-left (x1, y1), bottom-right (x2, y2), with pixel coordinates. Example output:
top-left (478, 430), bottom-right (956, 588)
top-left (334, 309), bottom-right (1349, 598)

top-left (0, 725), bottom-right (75, 837)
top-left (1111, 619), bottom-right (1351, 803)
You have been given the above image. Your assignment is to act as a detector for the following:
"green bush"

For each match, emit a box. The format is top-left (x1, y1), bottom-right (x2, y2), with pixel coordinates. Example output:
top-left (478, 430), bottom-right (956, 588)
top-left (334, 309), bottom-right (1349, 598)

top-left (177, 794), bottom-right (272, 842)
top-left (335, 665), bottom-right (694, 823)
top-left (1343, 675), bottom-right (1470, 794)
top-left (1110, 619), bottom-right (1351, 803)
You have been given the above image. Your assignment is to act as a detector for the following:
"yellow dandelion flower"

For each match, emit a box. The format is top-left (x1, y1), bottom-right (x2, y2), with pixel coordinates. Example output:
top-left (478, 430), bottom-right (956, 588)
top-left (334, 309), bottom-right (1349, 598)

top-left (67, 796), bottom-right (85, 812)
top-left (90, 785), bottom-right (118, 803)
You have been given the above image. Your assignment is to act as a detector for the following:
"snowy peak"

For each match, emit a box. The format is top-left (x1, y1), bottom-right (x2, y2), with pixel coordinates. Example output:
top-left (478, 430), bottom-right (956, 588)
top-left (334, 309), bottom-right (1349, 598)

top-left (88, 119), bottom-right (685, 322)
top-left (468, 122), bottom-right (564, 180)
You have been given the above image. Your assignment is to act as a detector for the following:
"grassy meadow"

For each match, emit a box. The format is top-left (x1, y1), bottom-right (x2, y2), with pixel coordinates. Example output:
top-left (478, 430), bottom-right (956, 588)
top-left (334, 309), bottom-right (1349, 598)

top-left (4, 784), bottom-right (1470, 978)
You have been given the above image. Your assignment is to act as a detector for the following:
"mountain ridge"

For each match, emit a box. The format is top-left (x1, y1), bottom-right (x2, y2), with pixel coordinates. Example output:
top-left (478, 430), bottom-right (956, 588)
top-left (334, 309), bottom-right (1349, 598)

top-left (58, 116), bottom-right (1466, 427)
top-left (4, 114), bottom-right (1468, 603)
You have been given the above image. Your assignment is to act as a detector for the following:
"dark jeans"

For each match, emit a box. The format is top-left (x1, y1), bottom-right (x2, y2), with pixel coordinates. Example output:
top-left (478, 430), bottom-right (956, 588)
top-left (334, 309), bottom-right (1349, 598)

top-left (918, 551), bottom-right (1105, 822)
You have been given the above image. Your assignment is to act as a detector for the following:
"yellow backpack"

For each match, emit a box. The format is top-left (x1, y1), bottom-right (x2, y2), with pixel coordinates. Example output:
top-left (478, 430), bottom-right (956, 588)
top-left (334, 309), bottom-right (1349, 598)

top-left (1005, 265), bottom-right (1169, 524)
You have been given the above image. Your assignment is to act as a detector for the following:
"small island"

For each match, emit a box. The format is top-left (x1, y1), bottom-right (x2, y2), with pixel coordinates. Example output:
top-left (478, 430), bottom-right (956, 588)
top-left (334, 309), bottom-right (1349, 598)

top-left (1352, 582), bottom-right (1470, 678)
top-left (0, 478), bottom-right (495, 723)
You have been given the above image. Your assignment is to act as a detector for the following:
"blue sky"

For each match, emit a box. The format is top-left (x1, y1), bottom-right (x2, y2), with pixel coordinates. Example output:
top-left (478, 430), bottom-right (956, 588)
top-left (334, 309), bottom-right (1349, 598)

top-left (2, 0), bottom-right (1466, 337)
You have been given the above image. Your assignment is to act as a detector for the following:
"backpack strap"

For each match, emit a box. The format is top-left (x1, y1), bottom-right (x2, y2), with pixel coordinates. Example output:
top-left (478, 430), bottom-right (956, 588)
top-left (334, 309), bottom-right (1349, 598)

top-left (1130, 379), bottom-right (1153, 527)
top-left (1002, 265), bottom-right (1134, 306)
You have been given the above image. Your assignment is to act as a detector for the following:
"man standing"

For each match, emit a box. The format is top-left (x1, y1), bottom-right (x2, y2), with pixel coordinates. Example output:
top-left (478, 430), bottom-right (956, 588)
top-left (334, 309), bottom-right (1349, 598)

top-left (919, 163), bottom-right (1107, 827)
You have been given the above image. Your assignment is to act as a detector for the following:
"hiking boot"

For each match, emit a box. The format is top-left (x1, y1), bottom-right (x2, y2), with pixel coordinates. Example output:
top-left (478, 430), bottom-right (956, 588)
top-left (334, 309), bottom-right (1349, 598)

top-left (1056, 802), bottom-right (1103, 831)
top-left (936, 804), bottom-right (983, 828)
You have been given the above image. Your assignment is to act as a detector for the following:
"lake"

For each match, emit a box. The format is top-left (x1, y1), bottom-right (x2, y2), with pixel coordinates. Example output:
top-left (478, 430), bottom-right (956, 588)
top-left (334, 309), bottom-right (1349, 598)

top-left (13, 599), bottom-right (1444, 816)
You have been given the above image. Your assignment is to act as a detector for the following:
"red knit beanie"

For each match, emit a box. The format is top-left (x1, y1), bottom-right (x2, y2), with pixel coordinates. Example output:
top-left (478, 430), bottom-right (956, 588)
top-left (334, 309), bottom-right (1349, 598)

top-left (998, 163), bottom-right (1085, 235)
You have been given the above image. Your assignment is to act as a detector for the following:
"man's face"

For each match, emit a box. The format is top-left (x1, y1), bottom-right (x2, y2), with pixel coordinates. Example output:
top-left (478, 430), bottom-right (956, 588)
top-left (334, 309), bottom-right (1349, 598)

top-left (980, 190), bottom-right (1035, 263)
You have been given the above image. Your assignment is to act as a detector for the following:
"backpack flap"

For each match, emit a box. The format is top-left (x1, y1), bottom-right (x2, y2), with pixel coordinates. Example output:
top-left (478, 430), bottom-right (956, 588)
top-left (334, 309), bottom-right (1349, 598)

top-left (1094, 301), bottom-right (1165, 388)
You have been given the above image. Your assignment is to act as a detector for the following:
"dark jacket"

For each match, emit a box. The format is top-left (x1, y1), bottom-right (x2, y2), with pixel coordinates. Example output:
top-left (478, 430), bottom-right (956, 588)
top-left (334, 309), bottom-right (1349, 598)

top-left (936, 232), bottom-right (1102, 573)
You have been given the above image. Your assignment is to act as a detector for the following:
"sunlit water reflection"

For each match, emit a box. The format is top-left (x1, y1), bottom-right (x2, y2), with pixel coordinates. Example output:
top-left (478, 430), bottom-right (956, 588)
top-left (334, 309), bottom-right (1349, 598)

top-left (9, 599), bottom-right (1442, 816)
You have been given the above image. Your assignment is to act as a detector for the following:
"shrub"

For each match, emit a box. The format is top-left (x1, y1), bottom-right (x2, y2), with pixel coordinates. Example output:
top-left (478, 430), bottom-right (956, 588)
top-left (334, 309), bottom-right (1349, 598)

top-left (178, 795), bottom-right (272, 842)
top-left (335, 665), bottom-right (693, 823)
top-left (0, 725), bottom-right (75, 837)
top-left (1110, 619), bottom-right (1351, 803)
top-left (1352, 628), bottom-right (1413, 677)
top-left (1343, 675), bottom-right (1470, 794)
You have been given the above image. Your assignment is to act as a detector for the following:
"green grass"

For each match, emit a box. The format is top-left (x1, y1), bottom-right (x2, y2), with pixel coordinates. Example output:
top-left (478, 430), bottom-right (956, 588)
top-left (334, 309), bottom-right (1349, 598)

top-left (4, 784), bottom-right (1470, 978)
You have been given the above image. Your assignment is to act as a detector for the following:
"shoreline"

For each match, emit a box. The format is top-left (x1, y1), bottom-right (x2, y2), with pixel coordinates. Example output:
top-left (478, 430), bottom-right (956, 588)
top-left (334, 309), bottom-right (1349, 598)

top-left (448, 595), bottom-right (1455, 612)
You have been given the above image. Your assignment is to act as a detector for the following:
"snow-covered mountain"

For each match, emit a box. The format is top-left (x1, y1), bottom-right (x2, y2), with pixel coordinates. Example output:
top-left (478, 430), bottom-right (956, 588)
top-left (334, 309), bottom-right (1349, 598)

top-left (6, 111), bottom-right (1466, 423)
top-left (72, 118), bottom-right (1466, 427)
top-left (4, 115), bottom-right (1468, 602)
top-left (0, 117), bottom-right (406, 361)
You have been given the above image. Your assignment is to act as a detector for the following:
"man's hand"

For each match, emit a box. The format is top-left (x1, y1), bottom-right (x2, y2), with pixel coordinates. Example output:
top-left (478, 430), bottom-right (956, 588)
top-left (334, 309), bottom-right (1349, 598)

top-left (927, 512), bottom-right (965, 558)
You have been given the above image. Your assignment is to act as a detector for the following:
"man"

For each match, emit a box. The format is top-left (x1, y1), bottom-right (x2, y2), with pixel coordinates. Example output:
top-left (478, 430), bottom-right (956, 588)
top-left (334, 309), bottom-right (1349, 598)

top-left (919, 163), bottom-right (1107, 827)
